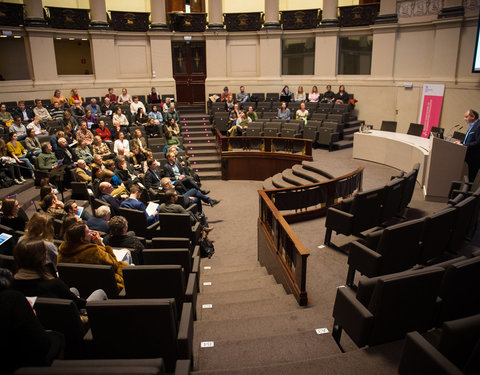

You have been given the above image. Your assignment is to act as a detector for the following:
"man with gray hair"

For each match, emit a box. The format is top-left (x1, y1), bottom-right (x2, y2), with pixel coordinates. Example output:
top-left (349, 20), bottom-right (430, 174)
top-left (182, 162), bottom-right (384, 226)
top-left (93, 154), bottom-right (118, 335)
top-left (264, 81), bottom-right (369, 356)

top-left (74, 159), bottom-right (92, 183)
top-left (86, 98), bottom-right (101, 118)
top-left (99, 181), bottom-right (123, 216)
top-left (86, 205), bottom-right (110, 233)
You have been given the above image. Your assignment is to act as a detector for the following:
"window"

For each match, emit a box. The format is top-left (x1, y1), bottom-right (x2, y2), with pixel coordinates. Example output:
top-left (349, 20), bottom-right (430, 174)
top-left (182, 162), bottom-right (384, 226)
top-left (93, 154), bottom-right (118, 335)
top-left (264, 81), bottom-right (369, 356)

top-left (282, 38), bottom-right (315, 75)
top-left (54, 39), bottom-right (93, 75)
top-left (338, 35), bottom-right (373, 75)
top-left (0, 36), bottom-right (30, 80)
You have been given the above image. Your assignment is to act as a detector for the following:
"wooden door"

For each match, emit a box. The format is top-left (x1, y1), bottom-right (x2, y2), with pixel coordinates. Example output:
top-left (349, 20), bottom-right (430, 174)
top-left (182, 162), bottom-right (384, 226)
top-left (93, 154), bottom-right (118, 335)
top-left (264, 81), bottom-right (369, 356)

top-left (172, 41), bottom-right (206, 105)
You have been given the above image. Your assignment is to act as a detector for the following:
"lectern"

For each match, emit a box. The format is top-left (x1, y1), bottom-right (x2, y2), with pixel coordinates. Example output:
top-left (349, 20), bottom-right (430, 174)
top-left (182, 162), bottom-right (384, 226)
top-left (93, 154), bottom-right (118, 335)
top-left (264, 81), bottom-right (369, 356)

top-left (423, 137), bottom-right (466, 202)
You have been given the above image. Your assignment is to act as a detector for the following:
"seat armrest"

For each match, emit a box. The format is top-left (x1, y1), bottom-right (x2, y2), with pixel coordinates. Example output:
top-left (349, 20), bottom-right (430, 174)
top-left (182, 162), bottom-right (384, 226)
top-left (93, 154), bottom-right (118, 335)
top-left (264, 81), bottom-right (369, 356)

top-left (348, 241), bottom-right (382, 278)
top-left (146, 221), bottom-right (161, 239)
top-left (191, 222), bottom-right (201, 245)
top-left (331, 132), bottom-right (340, 143)
top-left (325, 207), bottom-right (354, 236)
top-left (185, 273), bottom-right (197, 320)
top-left (332, 286), bottom-right (374, 348)
top-left (192, 253), bottom-right (200, 293)
top-left (175, 360), bottom-right (191, 375)
top-left (398, 332), bottom-right (463, 375)
top-left (177, 302), bottom-right (194, 361)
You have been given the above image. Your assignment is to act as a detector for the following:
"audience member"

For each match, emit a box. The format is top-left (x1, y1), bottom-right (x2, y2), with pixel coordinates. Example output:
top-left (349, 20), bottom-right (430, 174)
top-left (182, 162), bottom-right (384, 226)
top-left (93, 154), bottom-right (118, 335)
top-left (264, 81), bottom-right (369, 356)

top-left (92, 136), bottom-right (112, 160)
top-left (0, 138), bottom-right (23, 184)
top-left (96, 120), bottom-right (112, 142)
top-left (162, 97), bottom-right (172, 113)
top-left (161, 176), bottom-right (219, 211)
top-left (62, 110), bottom-right (79, 130)
top-left (105, 88), bottom-right (117, 103)
top-left (148, 105), bottom-right (163, 125)
top-left (87, 205), bottom-right (110, 233)
top-left (134, 107), bottom-right (148, 125)
top-left (59, 214), bottom-right (82, 240)
top-left (309, 85), bottom-right (320, 102)
top-left (113, 131), bottom-right (131, 155)
top-left (33, 100), bottom-right (51, 122)
top-left (14, 101), bottom-right (33, 123)
top-left (76, 121), bottom-right (94, 145)
top-left (296, 102), bottom-right (309, 123)
top-left (120, 184), bottom-right (159, 224)
top-left (145, 118), bottom-right (161, 138)
top-left (71, 100), bottom-right (85, 117)
top-left (228, 110), bottom-right (250, 136)
top-left (24, 128), bottom-right (41, 157)
top-left (1, 198), bottom-right (28, 231)
top-left (236, 86), bottom-right (249, 103)
top-left (335, 85), bottom-right (349, 104)
top-left (91, 154), bottom-right (104, 171)
top-left (147, 87), bottom-right (162, 104)
top-left (277, 102), bottom-right (291, 121)
top-left (74, 140), bottom-right (94, 165)
top-left (44, 194), bottom-right (66, 220)
top-left (280, 85), bottom-right (294, 102)
top-left (131, 129), bottom-right (148, 156)
top-left (9, 116), bottom-right (27, 139)
top-left (51, 89), bottom-right (67, 107)
top-left (81, 109), bottom-right (96, 128)
top-left (221, 86), bottom-right (232, 102)
top-left (74, 159), bottom-right (92, 183)
top-left (296, 86), bottom-right (306, 102)
top-left (68, 88), bottom-right (83, 106)
top-left (49, 102), bottom-right (63, 121)
top-left (103, 215), bottom-right (144, 264)
top-left (7, 132), bottom-right (34, 178)
top-left (37, 142), bottom-right (58, 170)
top-left (118, 88), bottom-right (132, 104)
top-left (130, 96), bottom-right (146, 116)
top-left (86, 98), bottom-right (101, 118)
top-left (164, 131), bottom-right (182, 153)
top-left (164, 103), bottom-right (180, 124)
top-left (0, 103), bottom-right (13, 125)
top-left (323, 85), bottom-right (335, 102)
top-left (55, 137), bottom-right (78, 168)
top-left (228, 103), bottom-right (240, 127)
top-left (163, 151), bottom-right (206, 193)
top-left (110, 120), bottom-right (127, 140)
top-left (246, 106), bottom-right (258, 121)
top-left (64, 199), bottom-right (91, 221)
top-left (165, 117), bottom-right (180, 136)
top-left (113, 107), bottom-right (129, 127)
top-left (101, 97), bottom-right (114, 116)
top-left (58, 222), bottom-right (128, 289)
top-left (26, 115), bottom-right (47, 136)
top-left (99, 181), bottom-right (123, 216)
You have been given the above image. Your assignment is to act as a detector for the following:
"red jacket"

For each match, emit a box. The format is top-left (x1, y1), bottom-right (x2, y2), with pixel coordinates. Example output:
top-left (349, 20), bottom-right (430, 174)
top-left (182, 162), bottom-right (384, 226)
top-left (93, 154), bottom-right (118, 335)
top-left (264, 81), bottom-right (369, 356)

top-left (96, 127), bottom-right (111, 141)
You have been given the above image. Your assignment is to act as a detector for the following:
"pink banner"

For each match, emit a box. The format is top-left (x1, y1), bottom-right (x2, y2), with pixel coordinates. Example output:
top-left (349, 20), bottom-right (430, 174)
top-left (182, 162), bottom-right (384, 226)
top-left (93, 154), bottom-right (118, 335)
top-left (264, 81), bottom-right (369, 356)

top-left (419, 83), bottom-right (445, 138)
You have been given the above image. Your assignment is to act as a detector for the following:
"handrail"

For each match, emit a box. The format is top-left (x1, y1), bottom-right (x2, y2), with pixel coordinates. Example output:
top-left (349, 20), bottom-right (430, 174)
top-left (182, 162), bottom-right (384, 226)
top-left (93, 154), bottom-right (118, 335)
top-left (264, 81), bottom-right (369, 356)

top-left (258, 189), bottom-right (310, 306)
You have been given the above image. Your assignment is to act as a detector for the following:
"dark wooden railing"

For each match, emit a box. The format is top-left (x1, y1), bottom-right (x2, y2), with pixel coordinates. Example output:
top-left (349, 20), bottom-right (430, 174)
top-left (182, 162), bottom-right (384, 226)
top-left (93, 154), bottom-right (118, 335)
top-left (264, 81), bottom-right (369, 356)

top-left (258, 190), bottom-right (310, 306)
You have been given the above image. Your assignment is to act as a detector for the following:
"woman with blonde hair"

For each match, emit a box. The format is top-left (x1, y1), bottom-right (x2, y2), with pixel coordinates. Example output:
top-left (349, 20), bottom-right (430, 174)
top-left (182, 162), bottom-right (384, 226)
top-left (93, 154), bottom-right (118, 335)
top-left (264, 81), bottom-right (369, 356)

top-left (309, 85), bottom-right (320, 102)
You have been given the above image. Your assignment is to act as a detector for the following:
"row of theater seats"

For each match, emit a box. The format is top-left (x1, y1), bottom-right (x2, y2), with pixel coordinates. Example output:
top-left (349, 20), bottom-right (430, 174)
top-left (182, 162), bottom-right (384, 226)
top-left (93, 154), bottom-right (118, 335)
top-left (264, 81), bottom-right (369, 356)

top-left (324, 164), bottom-right (420, 247)
top-left (332, 252), bottom-right (480, 354)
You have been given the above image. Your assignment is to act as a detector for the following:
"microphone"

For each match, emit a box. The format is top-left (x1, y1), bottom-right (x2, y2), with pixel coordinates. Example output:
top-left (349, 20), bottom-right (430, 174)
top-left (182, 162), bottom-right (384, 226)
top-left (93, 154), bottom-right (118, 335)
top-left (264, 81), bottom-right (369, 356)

top-left (446, 123), bottom-right (460, 138)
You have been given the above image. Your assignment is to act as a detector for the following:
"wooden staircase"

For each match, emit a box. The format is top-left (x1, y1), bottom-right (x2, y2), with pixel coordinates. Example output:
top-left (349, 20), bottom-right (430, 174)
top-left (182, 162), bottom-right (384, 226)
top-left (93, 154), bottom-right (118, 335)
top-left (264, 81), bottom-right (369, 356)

top-left (178, 106), bottom-right (221, 181)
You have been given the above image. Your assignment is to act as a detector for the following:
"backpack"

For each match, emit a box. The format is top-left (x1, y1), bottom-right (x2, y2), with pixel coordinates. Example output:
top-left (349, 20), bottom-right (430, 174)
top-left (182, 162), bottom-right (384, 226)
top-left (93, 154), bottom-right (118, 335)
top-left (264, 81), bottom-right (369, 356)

top-left (199, 231), bottom-right (215, 258)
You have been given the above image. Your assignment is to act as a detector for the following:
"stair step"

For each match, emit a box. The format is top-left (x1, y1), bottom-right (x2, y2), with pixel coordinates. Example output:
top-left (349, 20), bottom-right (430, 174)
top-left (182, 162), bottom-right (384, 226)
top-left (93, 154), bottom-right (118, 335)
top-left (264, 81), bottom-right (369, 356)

top-left (201, 255), bottom-right (259, 269)
top-left (197, 171), bottom-right (222, 180)
top-left (291, 164), bottom-right (323, 183)
top-left (194, 340), bottom-right (404, 375)
top-left (197, 284), bottom-right (286, 306)
top-left (262, 177), bottom-right (275, 190)
top-left (282, 168), bottom-right (313, 186)
top-left (198, 295), bottom-right (299, 321)
top-left (200, 263), bottom-right (264, 275)
top-left (200, 267), bottom-right (268, 283)
top-left (333, 140), bottom-right (354, 150)
top-left (185, 136), bottom-right (216, 142)
top-left (190, 156), bottom-right (221, 163)
top-left (272, 173), bottom-right (296, 189)
top-left (301, 161), bottom-right (335, 179)
top-left (343, 126), bottom-right (360, 135)
top-left (196, 329), bottom-right (341, 371)
top-left (191, 163), bottom-right (221, 172)
top-left (186, 142), bottom-right (217, 150)
top-left (183, 130), bottom-right (213, 136)
top-left (200, 274), bottom-right (277, 294)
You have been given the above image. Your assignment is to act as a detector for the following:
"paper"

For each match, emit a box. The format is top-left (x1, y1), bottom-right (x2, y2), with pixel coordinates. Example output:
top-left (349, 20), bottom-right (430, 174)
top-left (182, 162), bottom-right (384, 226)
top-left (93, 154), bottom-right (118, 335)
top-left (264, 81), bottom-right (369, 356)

top-left (113, 249), bottom-right (129, 262)
top-left (76, 206), bottom-right (84, 218)
top-left (145, 202), bottom-right (159, 216)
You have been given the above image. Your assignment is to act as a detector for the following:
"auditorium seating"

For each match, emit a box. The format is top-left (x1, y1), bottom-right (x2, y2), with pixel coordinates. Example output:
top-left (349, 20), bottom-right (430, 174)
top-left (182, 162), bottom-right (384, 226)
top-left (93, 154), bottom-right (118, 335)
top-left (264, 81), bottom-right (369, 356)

top-left (118, 207), bottom-right (160, 239)
top-left (380, 120), bottom-right (397, 132)
top-left (398, 314), bottom-right (480, 375)
top-left (332, 266), bottom-right (444, 349)
top-left (86, 299), bottom-right (193, 373)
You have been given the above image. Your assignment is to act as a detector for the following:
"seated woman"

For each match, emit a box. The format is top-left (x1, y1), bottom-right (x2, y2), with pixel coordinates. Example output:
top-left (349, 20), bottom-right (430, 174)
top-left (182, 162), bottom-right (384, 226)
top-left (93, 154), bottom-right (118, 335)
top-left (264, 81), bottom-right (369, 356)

top-left (62, 110), bottom-right (79, 131)
top-left (163, 131), bottom-right (182, 154)
top-left (147, 87), bottom-right (162, 104)
top-left (76, 122), bottom-right (94, 146)
top-left (134, 107), bottom-right (148, 125)
top-left (131, 129), bottom-right (149, 156)
top-left (277, 102), bottom-right (291, 122)
top-left (148, 105), bottom-right (163, 125)
top-left (335, 85), bottom-right (349, 104)
top-left (114, 131), bottom-right (132, 156)
top-left (296, 86), bottom-right (306, 102)
top-left (51, 89), bottom-right (67, 107)
top-left (58, 222), bottom-right (129, 289)
top-left (165, 117), bottom-right (180, 136)
top-left (92, 136), bottom-right (114, 160)
top-left (68, 88), bottom-right (84, 106)
top-left (280, 85), bottom-right (294, 102)
top-left (6, 132), bottom-right (34, 178)
top-left (12, 238), bottom-right (107, 308)
top-left (43, 194), bottom-right (66, 220)
top-left (75, 140), bottom-right (94, 165)
top-left (112, 107), bottom-right (129, 127)
top-left (228, 110), bottom-right (251, 136)
top-left (0, 138), bottom-right (23, 184)
top-left (81, 109), bottom-right (95, 128)
top-left (1, 197), bottom-right (28, 231)
top-left (309, 86), bottom-right (320, 102)
top-left (145, 118), bottom-right (161, 138)
top-left (25, 128), bottom-right (41, 158)
top-left (296, 102), bottom-right (309, 124)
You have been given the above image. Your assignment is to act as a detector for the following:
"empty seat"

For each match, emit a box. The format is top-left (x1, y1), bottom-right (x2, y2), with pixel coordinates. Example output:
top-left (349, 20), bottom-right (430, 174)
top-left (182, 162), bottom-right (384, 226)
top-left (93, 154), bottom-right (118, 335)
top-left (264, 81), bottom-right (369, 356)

top-left (256, 102), bottom-right (272, 112)
top-left (346, 217), bottom-right (425, 286)
top-left (261, 111), bottom-right (276, 120)
top-left (333, 267), bottom-right (444, 348)
top-left (156, 213), bottom-right (200, 245)
top-left (251, 92), bottom-right (265, 102)
top-left (381, 177), bottom-right (406, 223)
top-left (398, 163), bottom-right (420, 214)
top-left (86, 299), bottom-right (193, 373)
top-left (420, 207), bottom-right (456, 264)
top-left (407, 123), bottom-right (425, 136)
top-left (316, 103), bottom-right (334, 113)
top-left (118, 207), bottom-right (160, 240)
top-left (317, 127), bottom-right (339, 151)
top-left (265, 92), bottom-right (279, 101)
top-left (380, 120), bottom-right (397, 132)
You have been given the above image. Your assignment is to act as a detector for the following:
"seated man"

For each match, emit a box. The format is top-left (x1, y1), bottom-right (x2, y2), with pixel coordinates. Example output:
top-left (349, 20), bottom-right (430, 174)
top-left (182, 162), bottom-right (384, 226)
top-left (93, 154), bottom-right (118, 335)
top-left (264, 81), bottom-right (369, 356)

top-left (86, 98), bottom-right (101, 118)
top-left (98, 181), bottom-right (125, 217)
top-left (159, 189), bottom-right (212, 230)
top-left (160, 177), bottom-right (220, 213)
top-left (163, 151), bottom-right (208, 194)
top-left (54, 137), bottom-right (78, 168)
top-left (86, 205), bottom-right (110, 233)
top-left (114, 155), bottom-right (139, 190)
top-left (43, 193), bottom-right (66, 220)
top-left (38, 142), bottom-right (59, 170)
top-left (103, 215), bottom-right (145, 265)
top-left (236, 85), bottom-right (249, 103)
top-left (120, 184), bottom-right (158, 224)
top-left (64, 199), bottom-right (91, 221)
top-left (74, 159), bottom-right (92, 183)
top-left (145, 159), bottom-right (162, 191)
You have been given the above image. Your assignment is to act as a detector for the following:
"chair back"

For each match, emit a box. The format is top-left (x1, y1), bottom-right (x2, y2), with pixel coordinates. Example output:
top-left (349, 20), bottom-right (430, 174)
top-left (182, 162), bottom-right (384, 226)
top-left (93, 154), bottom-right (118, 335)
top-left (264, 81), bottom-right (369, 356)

top-left (350, 186), bottom-right (386, 234)
top-left (420, 207), bottom-right (456, 264)
top-left (57, 263), bottom-right (119, 299)
top-left (150, 237), bottom-right (191, 250)
top-left (34, 297), bottom-right (86, 358)
top-left (407, 123), bottom-right (424, 136)
top-left (380, 120), bottom-right (397, 132)
top-left (398, 163), bottom-right (420, 212)
top-left (381, 177), bottom-right (405, 222)
top-left (365, 267), bottom-right (444, 346)
top-left (156, 213), bottom-right (192, 239)
top-left (439, 256), bottom-right (480, 322)
top-left (0, 254), bottom-right (15, 272)
top-left (143, 248), bottom-right (192, 284)
top-left (119, 207), bottom-right (148, 237)
top-left (449, 195), bottom-right (478, 252)
top-left (376, 218), bottom-right (425, 275)
top-left (86, 299), bottom-right (180, 372)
